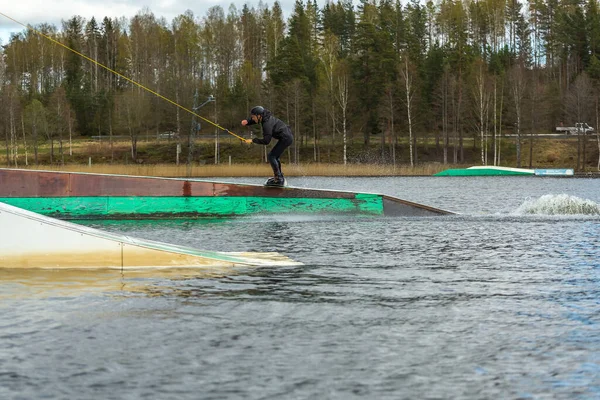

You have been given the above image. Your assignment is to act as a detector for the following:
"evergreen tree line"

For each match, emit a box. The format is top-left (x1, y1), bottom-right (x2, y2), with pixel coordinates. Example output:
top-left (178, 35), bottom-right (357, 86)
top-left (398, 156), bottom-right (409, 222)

top-left (1, 0), bottom-right (600, 169)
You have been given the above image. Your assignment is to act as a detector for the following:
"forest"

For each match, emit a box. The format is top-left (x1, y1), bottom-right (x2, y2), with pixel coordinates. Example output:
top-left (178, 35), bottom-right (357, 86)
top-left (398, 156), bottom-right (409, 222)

top-left (1, 0), bottom-right (600, 171)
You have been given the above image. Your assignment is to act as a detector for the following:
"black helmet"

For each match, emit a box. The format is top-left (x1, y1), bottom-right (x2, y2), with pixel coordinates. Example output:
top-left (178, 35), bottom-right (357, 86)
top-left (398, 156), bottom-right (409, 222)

top-left (250, 106), bottom-right (265, 116)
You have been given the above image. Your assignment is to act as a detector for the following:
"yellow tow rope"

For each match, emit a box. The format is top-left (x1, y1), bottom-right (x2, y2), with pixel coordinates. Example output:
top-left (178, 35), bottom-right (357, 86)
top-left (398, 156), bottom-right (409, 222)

top-left (0, 11), bottom-right (246, 141)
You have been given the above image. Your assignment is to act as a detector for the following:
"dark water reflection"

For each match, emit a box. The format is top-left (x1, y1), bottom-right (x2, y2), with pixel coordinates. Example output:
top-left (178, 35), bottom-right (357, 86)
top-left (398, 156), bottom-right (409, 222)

top-left (1, 177), bottom-right (600, 399)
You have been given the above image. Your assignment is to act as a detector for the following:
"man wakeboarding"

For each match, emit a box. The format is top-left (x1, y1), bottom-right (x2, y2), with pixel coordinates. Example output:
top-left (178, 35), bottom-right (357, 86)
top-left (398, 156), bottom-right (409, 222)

top-left (242, 106), bottom-right (294, 187)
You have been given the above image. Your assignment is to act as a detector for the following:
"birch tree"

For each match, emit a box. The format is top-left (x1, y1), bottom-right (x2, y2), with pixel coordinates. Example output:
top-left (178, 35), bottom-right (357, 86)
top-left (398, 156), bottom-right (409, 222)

top-left (400, 54), bottom-right (416, 167)
top-left (565, 72), bottom-right (593, 171)
top-left (509, 62), bottom-right (527, 168)
top-left (1, 86), bottom-right (22, 166)
top-left (472, 57), bottom-right (491, 165)
top-left (320, 32), bottom-right (339, 158)
top-left (335, 60), bottom-right (350, 165)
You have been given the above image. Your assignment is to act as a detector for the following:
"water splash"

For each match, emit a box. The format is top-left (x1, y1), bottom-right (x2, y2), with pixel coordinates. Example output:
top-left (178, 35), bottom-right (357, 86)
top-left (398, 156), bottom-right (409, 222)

top-left (515, 194), bottom-right (600, 216)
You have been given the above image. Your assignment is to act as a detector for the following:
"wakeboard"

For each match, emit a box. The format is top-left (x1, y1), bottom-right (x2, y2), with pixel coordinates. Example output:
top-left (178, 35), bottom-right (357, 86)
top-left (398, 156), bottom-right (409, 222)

top-left (264, 178), bottom-right (288, 188)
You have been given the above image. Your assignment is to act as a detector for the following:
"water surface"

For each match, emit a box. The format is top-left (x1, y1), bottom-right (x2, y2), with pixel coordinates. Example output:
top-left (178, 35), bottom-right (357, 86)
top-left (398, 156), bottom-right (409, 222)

top-left (1, 177), bottom-right (599, 399)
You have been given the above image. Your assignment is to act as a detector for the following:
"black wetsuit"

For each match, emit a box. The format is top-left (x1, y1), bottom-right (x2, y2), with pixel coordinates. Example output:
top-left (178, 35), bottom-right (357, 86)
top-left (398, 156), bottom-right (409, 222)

top-left (246, 109), bottom-right (294, 179)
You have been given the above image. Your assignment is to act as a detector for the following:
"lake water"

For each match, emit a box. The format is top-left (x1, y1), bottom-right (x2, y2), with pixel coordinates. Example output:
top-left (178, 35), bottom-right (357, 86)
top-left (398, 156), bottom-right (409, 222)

top-left (2, 176), bottom-right (600, 399)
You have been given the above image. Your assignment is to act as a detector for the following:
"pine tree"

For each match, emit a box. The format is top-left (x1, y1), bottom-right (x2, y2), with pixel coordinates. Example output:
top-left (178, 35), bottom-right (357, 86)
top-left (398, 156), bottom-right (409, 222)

top-left (352, 0), bottom-right (396, 146)
top-left (586, 0), bottom-right (600, 58)
top-left (63, 16), bottom-right (93, 135)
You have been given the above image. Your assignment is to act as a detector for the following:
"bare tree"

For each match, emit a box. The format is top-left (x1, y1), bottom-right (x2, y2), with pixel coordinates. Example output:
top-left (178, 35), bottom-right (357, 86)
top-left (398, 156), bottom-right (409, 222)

top-left (2, 110), bottom-right (8, 167)
top-left (1, 85), bottom-right (21, 166)
top-left (320, 33), bottom-right (338, 161)
top-left (115, 90), bottom-right (151, 162)
top-left (434, 67), bottom-right (451, 165)
top-left (288, 79), bottom-right (305, 164)
top-left (493, 75), bottom-right (498, 166)
top-left (450, 73), bottom-right (463, 164)
top-left (335, 60), bottom-right (350, 165)
top-left (509, 63), bottom-right (527, 168)
top-left (19, 112), bottom-right (29, 165)
top-left (0, 51), bottom-right (6, 166)
top-left (48, 87), bottom-right (72, 165)
top-left (472, 58), bottom-right (491, 165)
top-left (400, 55), bottom-right (416, 167)
top-left (0, 89), bottom-right (8, 166)
top-left (386, 86), bottom-right (397, 166)
top-left (24, 99), bottom-right (47, 166)
top-left (565, 72), bottom-right (593, 171)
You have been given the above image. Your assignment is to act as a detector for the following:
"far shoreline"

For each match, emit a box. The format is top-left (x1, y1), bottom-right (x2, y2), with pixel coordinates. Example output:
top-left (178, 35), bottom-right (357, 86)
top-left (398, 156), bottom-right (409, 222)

top-left (2, 163), bottom-right (598, 178)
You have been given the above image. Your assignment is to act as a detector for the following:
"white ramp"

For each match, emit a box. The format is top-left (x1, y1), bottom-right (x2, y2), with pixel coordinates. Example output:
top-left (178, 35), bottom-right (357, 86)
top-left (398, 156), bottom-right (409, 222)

top-left (0, 202), bottom-right (302, 269)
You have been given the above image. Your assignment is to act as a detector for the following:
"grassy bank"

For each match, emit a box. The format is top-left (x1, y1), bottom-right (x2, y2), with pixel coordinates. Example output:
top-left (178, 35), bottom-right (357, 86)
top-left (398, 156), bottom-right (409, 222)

top-left (3, 162), bottom-right (461, 177)
top-left (1, 135), bottom-right (599, 176)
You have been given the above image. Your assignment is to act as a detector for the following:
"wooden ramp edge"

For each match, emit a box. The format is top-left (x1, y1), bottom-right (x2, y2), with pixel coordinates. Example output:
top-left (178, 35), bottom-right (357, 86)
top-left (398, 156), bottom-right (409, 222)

top-left (0, 202), bottom-right (302, 269)
top-left (0, 168), bottom-right (454, 217)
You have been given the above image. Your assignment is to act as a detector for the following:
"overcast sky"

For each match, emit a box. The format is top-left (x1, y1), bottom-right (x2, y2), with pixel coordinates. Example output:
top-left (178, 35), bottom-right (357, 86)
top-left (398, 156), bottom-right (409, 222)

top-left (0, 0), bottom-right (343, 45)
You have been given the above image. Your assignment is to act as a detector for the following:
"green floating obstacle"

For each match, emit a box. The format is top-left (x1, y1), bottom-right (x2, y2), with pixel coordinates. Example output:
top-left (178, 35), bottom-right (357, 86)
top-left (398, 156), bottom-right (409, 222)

top-left (434, 166), bottom-right (535, 176)
top-left (0, 194), bottom-right (385, 219)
